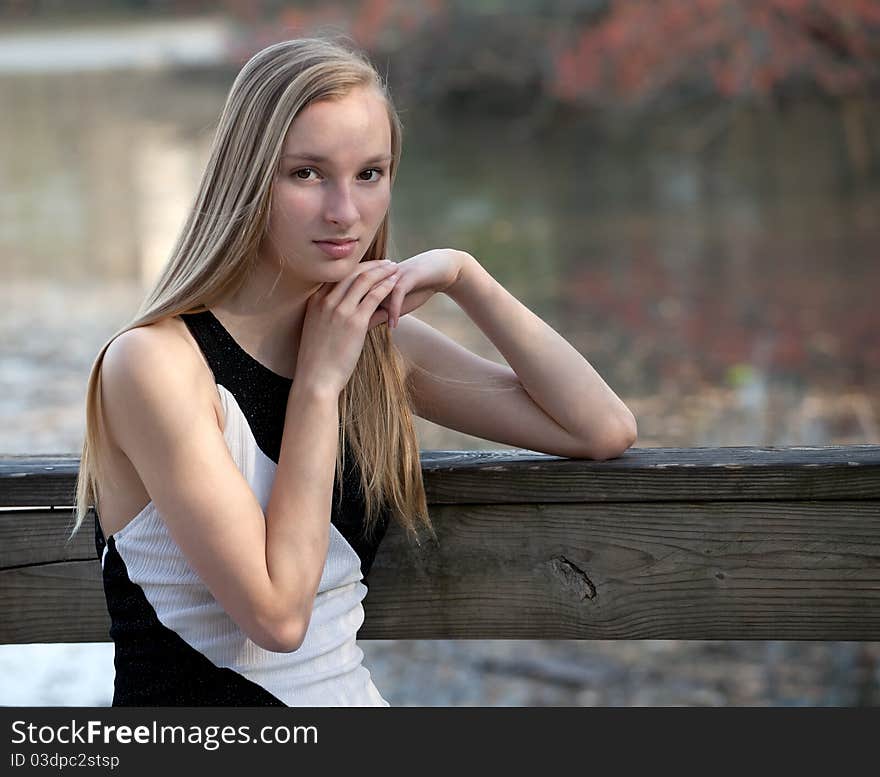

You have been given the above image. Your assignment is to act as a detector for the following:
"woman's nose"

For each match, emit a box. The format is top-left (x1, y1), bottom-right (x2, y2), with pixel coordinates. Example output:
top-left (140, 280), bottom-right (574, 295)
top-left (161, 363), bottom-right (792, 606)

top-left (323, 182), bottom-right (359, 226)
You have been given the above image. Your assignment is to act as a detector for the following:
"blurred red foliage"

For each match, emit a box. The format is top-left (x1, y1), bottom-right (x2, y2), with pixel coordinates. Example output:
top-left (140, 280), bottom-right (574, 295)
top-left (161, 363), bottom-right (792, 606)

top-left (551, 0), bottom-right (880, 106)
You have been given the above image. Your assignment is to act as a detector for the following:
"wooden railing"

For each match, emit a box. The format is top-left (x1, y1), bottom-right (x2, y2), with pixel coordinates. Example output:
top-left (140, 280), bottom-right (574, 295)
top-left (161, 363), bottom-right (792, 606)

top-left (1, 446), bottom-right (879, 644)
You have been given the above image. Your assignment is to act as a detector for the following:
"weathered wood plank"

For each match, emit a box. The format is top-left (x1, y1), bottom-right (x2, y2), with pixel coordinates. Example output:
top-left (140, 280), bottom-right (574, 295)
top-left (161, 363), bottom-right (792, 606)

top-left (2, 447), bottom-right (880, 507)
top-left (418, 446), bottom-right (880, 504)
top-left (2, 498), bottom-right (878, 642)
top-left (0, 560), bottom-right (109, 643)
top-left (0, 456), bottom-right (80, 508)
top-left (359, 500), bottom-right (880, 640)
top-left (0, 508), bottom-right (90, 569)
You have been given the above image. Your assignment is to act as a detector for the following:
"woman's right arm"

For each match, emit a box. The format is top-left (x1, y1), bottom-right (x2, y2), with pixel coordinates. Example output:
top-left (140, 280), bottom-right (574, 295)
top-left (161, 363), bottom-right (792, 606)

top-left (262, 379), bottom-right (340, 651)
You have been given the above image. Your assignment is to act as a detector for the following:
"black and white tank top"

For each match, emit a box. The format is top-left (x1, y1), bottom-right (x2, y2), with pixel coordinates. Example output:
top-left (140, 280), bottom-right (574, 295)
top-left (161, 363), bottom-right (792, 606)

top-left (94, 309), bottom-right (391, 706)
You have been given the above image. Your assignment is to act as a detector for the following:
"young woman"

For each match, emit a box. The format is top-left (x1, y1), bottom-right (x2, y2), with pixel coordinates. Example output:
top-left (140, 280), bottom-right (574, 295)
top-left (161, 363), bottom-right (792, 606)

top-left (71, 37), bottom-right (637, 707)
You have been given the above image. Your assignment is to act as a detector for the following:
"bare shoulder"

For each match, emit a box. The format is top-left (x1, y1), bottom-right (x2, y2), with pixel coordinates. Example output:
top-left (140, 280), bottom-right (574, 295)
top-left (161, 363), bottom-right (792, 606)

top-left (104, 316), bottom-right (203, 375)
top-left (101, 316), bottom-right (222, 446)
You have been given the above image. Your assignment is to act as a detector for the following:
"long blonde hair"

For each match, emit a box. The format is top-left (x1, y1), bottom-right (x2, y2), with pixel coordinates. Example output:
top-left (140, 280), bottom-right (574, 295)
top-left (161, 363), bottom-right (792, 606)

top-left (70, 36), bottom-right (435, 547)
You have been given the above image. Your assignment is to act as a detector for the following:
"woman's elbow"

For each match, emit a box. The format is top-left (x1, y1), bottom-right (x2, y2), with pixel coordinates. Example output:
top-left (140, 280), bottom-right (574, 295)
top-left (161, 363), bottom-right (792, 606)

top-left (254, 616), bottom-right (306, 654)
top-left (586, 414), bottom-right (637, 461)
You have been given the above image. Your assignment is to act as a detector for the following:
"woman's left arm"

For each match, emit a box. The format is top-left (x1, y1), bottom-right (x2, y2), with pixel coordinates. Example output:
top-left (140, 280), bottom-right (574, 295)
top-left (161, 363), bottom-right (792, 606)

top-left (446, 251), bottom-right (637, 457)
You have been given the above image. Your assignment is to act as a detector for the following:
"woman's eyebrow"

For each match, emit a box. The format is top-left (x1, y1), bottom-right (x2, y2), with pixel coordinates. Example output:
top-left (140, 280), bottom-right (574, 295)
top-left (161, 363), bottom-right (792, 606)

top-left (281, 152), bottom-right (392, 164)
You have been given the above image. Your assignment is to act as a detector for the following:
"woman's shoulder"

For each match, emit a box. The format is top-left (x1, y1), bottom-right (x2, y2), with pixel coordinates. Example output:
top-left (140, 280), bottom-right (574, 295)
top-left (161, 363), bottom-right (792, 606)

top-left (104, 315), bottom-right (213, 382)
top-left (101, 317), bottom-right (225, 447)
top-left (101, 316), bottom-right (222, 436)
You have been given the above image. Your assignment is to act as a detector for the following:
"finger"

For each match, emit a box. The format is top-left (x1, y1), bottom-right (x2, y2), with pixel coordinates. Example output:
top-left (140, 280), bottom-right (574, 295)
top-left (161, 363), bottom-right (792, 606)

top-left (367, 306), bottom-right (390, 331)
top-left (327, 261), bottom-right (398, 310)
top-left (388, 280), bottom-right (408, 329)
top-left (361, 287), bottom-right (396, 332)
top-left (327, 260), bottom-right (394, 305)
top-left (328, 258), bottom-right (392, 293)
top-left (358, 273), bottom-right (399, 320)
top-left (386, 287), bottom-right (399, 330)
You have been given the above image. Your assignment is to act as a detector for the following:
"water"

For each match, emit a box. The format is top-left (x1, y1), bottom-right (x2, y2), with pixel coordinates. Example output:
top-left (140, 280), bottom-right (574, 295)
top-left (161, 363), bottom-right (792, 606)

top-left (1, 21), bottom-right (878, 706)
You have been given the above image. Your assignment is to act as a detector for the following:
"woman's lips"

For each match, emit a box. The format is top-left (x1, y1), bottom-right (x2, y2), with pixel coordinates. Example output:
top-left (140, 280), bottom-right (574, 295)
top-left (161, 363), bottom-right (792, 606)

top-left (314, 239), bottom-right (358, 258)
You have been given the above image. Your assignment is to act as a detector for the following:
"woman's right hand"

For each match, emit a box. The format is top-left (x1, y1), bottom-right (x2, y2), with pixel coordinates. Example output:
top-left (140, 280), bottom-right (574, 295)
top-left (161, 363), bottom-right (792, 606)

top-left (295, 259), bottom-right (401, 396)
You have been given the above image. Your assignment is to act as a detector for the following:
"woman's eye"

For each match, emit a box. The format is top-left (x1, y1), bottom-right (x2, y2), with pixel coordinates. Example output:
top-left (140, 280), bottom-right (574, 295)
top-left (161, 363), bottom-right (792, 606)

top-left (293, 167), bottom-right (317, 180)
top-left (358, 168), bottom-right (384, 182)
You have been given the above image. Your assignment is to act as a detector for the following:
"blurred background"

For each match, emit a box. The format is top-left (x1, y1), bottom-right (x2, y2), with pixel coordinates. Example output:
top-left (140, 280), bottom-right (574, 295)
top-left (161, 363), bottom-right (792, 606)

top-left (1, 0), bottom-right (878, 706)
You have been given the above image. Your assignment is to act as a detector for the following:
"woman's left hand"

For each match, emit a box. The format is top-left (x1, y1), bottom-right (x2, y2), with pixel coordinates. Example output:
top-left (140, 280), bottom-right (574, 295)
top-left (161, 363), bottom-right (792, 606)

top-left (377, 248), bottom-right (470, 329)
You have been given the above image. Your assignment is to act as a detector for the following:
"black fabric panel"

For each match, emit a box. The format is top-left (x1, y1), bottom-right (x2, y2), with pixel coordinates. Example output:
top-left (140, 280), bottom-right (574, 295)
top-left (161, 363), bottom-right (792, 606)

top-left (99, 530), bottom-right (286, 707)
top-left (179, 310), bottom-right (295, 464)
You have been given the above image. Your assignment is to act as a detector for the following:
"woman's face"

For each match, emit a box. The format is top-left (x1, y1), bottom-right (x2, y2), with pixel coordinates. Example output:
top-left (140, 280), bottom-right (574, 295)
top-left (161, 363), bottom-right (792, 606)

top-left (262, 84), bottom-right (393, 281)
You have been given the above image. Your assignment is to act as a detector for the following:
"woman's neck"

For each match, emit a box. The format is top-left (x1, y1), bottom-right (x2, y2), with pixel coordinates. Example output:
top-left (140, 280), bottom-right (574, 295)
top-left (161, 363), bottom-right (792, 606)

top-left (210, 259), bottom-right (320, 380)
